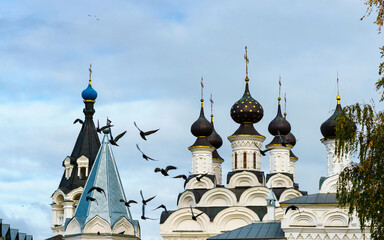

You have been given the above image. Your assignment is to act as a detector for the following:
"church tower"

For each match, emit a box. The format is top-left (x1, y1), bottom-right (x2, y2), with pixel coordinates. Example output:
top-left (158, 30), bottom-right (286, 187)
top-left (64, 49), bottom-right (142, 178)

top-left (64, 129), bottom-right (140, 239)
top-left (207, 95), bottom-right (224, 185)
top-left (319, 77), bottom-right (351, 193)
top-left (187, 78), bottom-right (215, 189)
top-left (51, 66), bottom-right (101, 236)
top-left (227, 46), bottom-right (266, 188)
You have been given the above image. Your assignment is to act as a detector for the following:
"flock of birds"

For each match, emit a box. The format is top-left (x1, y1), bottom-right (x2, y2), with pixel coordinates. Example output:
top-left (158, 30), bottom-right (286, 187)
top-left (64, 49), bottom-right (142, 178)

top-left (74, 118), bottom-right (300, 223)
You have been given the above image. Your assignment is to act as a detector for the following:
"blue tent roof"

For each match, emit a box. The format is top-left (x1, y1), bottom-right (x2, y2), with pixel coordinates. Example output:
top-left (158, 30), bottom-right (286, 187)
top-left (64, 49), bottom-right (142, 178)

top-left (2, 224), bottom-right (10, 238)
top-left (70, 132), bottom-right (136, 230)
top-left (208, 222), bottom-right (286, 240)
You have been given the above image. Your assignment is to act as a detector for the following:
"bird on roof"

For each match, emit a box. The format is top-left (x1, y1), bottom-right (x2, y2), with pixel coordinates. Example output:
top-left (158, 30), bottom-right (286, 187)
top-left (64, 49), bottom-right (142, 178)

top-left (136, 144), bottom-right (158, 161)
top-left (190, 205), bottom-right (204, 221)
top-left (87, 186), bottom-right (106, 198)
top-left (140, 190), bottom-right (156, 205)
top-left (86, 196), bottom-right (98, 205)
top-left (73, 118), bottom-right (84, 125)
top-left (285, 205), bottom-right (300, 215)
top-left (119, 199), bottom-right (137, 207)
top-left (154, 165), bottom-right (177, 176)
top-left (173, 174), bottom-right (188, 189)
top-left (110, 130), bottom-right (127, 146)
top-left (134, 122), bottom-right (159, 140)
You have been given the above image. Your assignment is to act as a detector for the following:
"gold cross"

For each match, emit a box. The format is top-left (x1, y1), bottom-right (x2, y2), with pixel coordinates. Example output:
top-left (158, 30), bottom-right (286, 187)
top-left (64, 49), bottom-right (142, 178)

top-left (244, 46), bottom-right (249, 77)
top-left (337, 72), bottom-right (339, 96)
top-left (210, 94), bottom-right (214, 122)
top-left (201, 77), bottom-right (204, 100)
top-left (89, 64), bottom-right (92, 84)
top-left (279, 76), bottom-right (282, 98)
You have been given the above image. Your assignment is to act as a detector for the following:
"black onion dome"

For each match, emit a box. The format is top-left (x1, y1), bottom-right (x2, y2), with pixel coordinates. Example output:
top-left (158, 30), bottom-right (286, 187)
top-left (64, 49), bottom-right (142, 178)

top-left (268, 98), bottom-right (291, 136)
top-left (231, 79), bottom-right (263, 124)
top-left (320, 96), bottom-right (342, 139)
top-left (191, 105), bottom-right (213, 137)
top-left (208, 122), bottom-right (223, 149)
top-left (284, 132), bottom-right (296, 147)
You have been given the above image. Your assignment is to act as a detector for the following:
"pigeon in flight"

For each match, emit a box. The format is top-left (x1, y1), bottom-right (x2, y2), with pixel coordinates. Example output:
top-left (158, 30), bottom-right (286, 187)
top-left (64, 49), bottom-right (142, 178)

top-left (134, 122), bottom-right (159, 140)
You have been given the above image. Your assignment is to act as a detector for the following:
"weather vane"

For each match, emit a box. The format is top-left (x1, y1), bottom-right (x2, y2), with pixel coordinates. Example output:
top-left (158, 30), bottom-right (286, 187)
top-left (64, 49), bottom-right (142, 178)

top-left (89, 64), bottom-right (92, 84)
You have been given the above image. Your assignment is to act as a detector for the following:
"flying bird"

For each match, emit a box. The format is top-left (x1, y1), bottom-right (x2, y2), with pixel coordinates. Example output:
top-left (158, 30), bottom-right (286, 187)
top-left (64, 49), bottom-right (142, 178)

top-left (190, 205), bottom-right (204, 221)
top-left (173, 174), bottom-right (188, 189)
top-left (141, 203), bottom-right (157, 220)
top-left (153, 204), bottom-right (168, 213)
top-left (134, 122), bottom-right (159, 140)
top-left (97, 119), bottom-right (113, 133)
top-left (110, 130), bottom-right (127, 146)
top-left (86, 196), bottom-right (98, 205)
top-left (88, 186), bottom-right (106, 198)
top-left (119, 199), bottom-right (137, 207)
top-left (73, 118), bottom-right (84, 125)
top-left (195, 173), bottom-right (209, 181)
top-left (140, 190), bottom-right (156, 205)
top-left (154, 165), bottom-right (177, 176)
top-left (285, 205), bottom-right (300, 215)
top-left (136, 144), bottom-right (158, 161)
top-left (254, 144), bottom-right (273, 156)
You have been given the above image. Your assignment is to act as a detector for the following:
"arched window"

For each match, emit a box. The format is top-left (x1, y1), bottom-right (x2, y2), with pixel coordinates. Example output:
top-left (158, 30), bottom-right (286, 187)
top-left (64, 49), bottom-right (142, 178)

top-left (243, 152), bottom-right (247, 169)
top-left (235, 153), bottom-right (238, 169)
top-left (253, 152), bottom-right (256, 169)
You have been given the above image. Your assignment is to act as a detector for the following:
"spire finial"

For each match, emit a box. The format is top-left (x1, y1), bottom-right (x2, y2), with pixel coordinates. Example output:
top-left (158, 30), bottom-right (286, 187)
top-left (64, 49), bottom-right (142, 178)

top-left (200, 77), bottom-right (204, 107)
top-left (336, 72), bottom-right (341, 105)
top-left (210, 94), bottom-right (214, 122)
top-left (279, 76), bottom-right (282, 98)
top-left (244, 46), bottom-right (249, 82)
top-left (284, 92), bottom-right (287, 120)
top-left (88, 64), bottom-right (92, 85)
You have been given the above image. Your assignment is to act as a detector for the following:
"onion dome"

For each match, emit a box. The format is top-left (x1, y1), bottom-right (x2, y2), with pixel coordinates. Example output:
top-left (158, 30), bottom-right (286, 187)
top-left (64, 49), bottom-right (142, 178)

top-left (191, 101), bottom-right (213, 137)
top-left (268, 98), bottom-right (291, 136)
top-left (284, 132), bottom-right (296, 147)
top-left (208, 122), bottom-right (223, 149)
top-left (208, 120), bottom-right (224, 160)
top-left (230, 78), bottom-right (264, 124)
top-left (320, 95), bottom-right (342, 139)
top-left (82, 81), bottom-right (98, 102)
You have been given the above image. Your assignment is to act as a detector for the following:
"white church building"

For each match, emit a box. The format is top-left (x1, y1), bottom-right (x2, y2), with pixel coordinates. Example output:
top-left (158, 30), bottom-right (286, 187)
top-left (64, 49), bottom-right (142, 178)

top-left (47, 50), bottom-right (369, 240)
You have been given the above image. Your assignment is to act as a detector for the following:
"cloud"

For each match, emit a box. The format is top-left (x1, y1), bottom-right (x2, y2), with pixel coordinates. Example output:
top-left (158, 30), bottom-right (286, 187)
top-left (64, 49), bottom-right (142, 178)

top-left (0, 0), bottom-right (383, 239)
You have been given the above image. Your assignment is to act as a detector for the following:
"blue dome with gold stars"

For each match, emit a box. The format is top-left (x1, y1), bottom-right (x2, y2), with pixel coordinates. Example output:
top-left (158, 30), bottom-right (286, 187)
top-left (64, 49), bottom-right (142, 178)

top-left (230, 78), bottom-right (263, 124)
top-left (82, 82), bottom-right (97, 101)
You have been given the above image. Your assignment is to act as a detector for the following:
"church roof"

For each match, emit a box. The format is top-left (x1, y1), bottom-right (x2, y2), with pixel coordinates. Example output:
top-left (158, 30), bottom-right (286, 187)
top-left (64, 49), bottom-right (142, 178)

top-left (160, 206), bottom-right (267, 224)
top-left (281, 193), bottom-right (337, 205)
top-left (207, 221), bottom-right (285, 240)
top-left (58, 87), bottom-right (101, 194)
top-left (70, 132), bottom-right (134, 229)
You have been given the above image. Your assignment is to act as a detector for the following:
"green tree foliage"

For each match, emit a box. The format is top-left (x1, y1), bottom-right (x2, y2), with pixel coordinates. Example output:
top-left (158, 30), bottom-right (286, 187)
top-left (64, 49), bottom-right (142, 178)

top-left (335, 1), bottom-right (384, 239)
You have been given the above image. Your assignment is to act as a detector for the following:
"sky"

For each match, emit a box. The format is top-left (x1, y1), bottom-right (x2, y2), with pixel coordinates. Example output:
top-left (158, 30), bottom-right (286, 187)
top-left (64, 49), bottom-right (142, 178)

top-left (0, 0), bottom-right (383, 239)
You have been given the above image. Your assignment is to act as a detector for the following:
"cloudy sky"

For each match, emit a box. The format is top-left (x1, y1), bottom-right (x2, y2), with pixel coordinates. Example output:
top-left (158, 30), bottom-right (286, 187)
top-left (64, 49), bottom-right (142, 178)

top-left (0, 0), bottom-right (383, 239)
